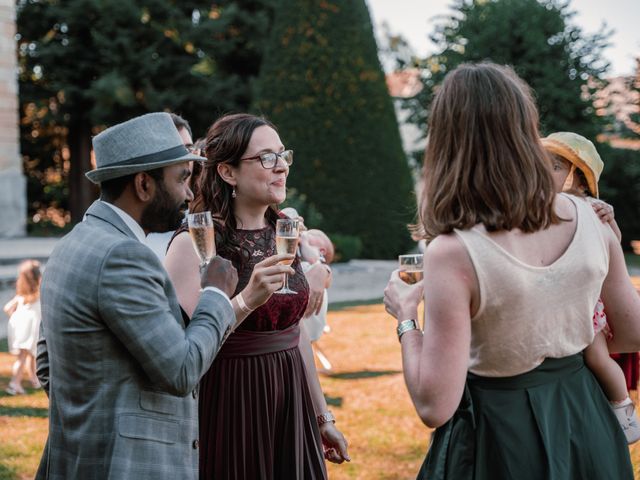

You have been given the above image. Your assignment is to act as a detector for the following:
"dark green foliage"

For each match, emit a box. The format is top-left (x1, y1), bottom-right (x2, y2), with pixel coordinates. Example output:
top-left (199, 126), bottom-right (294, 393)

top-left (17, 0), bottom-right (274, 222)
top-left (619, 60), bottom-right (640, 140)
top-left (254, 0), bottom-right (415, 258)
top-left (401, 0), bottom-right (611, 149)
top-left (597, 143), bottom-right (640, 249)
top-left (280, 187), bottom-right (324, 227)
top-left (329, 233), bottom-right (363, 263)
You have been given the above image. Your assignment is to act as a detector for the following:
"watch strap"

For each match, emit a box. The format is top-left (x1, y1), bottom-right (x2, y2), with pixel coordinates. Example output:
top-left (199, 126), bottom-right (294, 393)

top-left (397, 319), bottom-right (420, 342)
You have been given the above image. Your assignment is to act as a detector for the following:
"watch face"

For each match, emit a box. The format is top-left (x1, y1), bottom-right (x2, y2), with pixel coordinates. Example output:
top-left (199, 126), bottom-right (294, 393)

top-left (397, 319), bottom-right (420, 340)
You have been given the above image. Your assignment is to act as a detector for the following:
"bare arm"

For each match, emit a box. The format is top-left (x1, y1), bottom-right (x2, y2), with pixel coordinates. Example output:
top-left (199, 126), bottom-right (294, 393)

top-left (298, 326), bottom-right (350, 463)
top-left (3, 296), bottom-right (19, 316)
top-left (303, 263), bottom-right (331, 317)
top-left (608, 218), bottom-right (622, 243)
top-left (602, 227), bottom-right (640, 352)
top-left (590, 199), bottom-right (622, 243)
top-left (164, 231), bottom-right (202, 318)
top-left (384, 235), bottom-right (472, 428)
top-left (299, 326), bottom-right (328, 415)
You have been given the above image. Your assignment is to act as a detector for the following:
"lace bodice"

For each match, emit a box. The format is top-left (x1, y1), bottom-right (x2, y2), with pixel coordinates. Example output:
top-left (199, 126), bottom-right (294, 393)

top-left (227, 225), bottom-right (310, 332)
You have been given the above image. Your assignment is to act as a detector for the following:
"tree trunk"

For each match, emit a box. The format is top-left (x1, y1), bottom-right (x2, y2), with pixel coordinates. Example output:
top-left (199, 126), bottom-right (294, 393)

top-left (68, 118), bottom-right (96, 224)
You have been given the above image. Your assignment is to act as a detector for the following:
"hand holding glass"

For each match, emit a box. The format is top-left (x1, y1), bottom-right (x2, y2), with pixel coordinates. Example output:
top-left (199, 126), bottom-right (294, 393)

top-left (398, 254), bottom-right (424, 284)
top-left (188, 212), bottom-right (215, 272)
top-left (275, 219), bottom-right (299, 294)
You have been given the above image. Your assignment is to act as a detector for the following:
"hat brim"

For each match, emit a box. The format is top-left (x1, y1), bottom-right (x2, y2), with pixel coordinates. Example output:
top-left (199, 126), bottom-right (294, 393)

top-left (85, 152), bottom-right (204, 184)
top-left (541, 139), bottom-right (599, 198)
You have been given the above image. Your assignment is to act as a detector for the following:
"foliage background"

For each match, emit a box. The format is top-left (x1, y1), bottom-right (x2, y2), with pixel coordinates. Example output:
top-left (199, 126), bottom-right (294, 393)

top-left (254, 0), bottom-right (415, 258)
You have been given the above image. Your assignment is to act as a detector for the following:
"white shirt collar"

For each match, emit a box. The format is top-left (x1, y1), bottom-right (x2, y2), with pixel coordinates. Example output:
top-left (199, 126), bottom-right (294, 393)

top-left (101, 201), bottom-right (146, 243)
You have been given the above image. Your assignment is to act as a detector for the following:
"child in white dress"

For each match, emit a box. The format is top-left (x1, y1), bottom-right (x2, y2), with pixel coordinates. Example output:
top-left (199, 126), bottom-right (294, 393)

top-left (543, 131), bottom-right (640, 443)
top-left (4, 260), bottom-right (42, 395)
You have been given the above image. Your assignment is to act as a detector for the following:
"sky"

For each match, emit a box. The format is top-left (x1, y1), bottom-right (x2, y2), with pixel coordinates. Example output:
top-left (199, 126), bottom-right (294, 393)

top-left (366, 0), bottom-right (639, 76)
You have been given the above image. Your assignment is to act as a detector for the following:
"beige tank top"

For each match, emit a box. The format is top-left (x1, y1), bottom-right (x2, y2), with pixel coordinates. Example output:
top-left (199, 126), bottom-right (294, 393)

top-left (454, 194), bottom-right (609, 377)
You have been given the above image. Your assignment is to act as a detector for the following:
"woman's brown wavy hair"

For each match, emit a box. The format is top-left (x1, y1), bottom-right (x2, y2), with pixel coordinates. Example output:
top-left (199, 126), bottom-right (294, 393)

top-left (189, 113), bottom-right (280, 265)
top-left (418, 62), bottom-right (560, 241)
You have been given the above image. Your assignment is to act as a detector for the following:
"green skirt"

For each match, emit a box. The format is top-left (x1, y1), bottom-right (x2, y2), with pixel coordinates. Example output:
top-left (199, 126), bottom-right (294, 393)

top-left (417, 354), bottom-right (633, 480)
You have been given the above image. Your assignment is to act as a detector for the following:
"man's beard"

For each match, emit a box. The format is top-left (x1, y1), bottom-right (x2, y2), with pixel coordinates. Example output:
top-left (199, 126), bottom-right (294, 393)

top-left (140, 181), bottom-right (187, 233)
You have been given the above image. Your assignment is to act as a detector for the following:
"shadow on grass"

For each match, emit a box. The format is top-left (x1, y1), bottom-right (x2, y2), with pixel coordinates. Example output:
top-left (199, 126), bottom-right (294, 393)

top-left (0, 375), bottom-right (47, 418)
top-left (324, 394), bottom-right (343, 407)
top-left (0, 338), bottom-right (8, 353)
top-left (0, 404), bottom-right (48, 418)
top-left (328, 370), bottom-right (401, 380)
top-left (0, 462), bottom-right (18, 480)
top-left (328, 298), bottom-right (384, 312)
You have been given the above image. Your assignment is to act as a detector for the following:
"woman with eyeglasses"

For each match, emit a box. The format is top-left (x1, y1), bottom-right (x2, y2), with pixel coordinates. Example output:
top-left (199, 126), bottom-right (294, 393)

top-left (165, 113), bottom-right (349, 479)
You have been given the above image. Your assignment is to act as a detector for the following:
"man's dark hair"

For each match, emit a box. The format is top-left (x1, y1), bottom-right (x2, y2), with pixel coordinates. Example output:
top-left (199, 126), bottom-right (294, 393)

top-left (169, 113), bottom-right (192, 138)
top-left (100, 168), bottom-right (164, 202)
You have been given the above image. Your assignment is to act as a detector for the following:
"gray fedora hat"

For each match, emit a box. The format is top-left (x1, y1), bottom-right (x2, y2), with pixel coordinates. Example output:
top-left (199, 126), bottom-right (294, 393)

top-left (86, 112), bottom-right (203, 184)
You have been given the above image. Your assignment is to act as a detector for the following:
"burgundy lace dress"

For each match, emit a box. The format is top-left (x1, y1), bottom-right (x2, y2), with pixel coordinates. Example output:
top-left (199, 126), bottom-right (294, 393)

top-left (198, 225), bottom-right (327, 480)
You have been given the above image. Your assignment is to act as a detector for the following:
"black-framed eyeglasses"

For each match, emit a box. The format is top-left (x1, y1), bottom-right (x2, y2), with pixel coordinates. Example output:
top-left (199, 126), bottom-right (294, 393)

top-left (239, 150), bottom-right (293, 169)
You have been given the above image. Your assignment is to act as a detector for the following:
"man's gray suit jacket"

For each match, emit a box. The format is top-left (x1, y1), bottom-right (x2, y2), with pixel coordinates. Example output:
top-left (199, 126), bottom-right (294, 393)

top-left (35, 200), bottom-right (234, 479)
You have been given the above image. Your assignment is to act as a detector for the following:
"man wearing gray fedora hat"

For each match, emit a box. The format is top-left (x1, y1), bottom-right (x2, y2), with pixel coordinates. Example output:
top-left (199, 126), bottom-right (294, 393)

top-left (35, 112), bottom-right (238, 479)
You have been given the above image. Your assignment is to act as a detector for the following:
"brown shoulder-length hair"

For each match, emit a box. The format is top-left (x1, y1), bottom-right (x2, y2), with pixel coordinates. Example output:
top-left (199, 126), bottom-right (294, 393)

top-left (189, 113), bottom-right (280, 264)
top-left (16, 259), bottom-right (41, 304)
top-left (418, 62), bottom-right (560, 241)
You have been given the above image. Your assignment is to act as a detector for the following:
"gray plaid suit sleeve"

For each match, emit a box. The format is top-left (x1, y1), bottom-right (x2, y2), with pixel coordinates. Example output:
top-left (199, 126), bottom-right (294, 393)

top-left (98, 239), bottom-right (233, 396)
top-left (36, 319), bottom-right (49, 395)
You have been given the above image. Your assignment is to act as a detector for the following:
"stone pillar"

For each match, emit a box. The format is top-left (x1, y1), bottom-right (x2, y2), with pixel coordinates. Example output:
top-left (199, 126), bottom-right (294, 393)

top-left (0, 0), bottom-right (25, 237)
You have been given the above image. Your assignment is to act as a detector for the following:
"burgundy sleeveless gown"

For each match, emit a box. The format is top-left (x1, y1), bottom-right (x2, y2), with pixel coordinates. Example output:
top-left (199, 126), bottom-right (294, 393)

top-left (198, 225), bottom-right (327, 479)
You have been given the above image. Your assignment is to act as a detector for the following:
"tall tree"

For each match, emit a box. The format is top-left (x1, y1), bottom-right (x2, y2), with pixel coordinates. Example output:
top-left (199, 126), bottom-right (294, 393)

top-left (17, 0), bottom-right (274, 224)
top-left (621, 58), bottom-right (640, 139)
top-left (255, 0), bottom-right (415, 258)
top-left (402, 0), bottom-right (611, 151)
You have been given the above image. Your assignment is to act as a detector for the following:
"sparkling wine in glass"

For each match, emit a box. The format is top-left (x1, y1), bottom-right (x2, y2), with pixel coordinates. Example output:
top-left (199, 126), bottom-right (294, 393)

top-left (274, 218), bottom-right (299, 294)
top-left (398, 254), bottom-right (424, 284)
top-left (188, 212), bottom-right (215, 272)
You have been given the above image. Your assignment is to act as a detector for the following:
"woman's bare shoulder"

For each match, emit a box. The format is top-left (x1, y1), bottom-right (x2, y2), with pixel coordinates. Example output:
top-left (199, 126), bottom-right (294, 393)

top-left (425, 233), bottom-right (473, 273)
top-left (166, 230), bottom-right (191, 252)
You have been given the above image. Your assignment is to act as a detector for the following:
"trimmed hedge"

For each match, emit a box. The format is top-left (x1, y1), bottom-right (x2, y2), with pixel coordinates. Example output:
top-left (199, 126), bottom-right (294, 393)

top-left (255, 0), bottom-right (415, 258)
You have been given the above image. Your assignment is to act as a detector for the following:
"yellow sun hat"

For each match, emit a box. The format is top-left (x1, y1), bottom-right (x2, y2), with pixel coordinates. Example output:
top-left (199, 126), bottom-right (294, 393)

top-left (541, 131), bottom-right (604, 198)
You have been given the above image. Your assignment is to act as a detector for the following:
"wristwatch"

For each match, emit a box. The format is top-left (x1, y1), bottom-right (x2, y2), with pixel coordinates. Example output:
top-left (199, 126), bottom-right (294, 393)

top-left (397, 319), bottom-right (421, 342)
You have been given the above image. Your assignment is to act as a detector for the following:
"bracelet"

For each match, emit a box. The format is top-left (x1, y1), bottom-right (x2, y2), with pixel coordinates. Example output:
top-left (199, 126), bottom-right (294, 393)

top-left (235, 292), bottom-right (254, 314)
top-left (317, 410), bottom-right (336, 426)
top-left (397, 319), bottom-right (421, 342)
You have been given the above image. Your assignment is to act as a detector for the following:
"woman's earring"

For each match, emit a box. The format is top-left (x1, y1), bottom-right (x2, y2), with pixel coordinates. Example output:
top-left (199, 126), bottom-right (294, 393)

top-left (232, 187), bottom-right (237, 199)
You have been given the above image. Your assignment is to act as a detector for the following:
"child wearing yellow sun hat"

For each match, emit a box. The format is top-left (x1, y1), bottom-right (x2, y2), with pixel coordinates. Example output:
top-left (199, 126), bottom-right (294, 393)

top-left (542, 131), bottom-right (622, 240)
top-left (542, 131), bottom-right (637, 443)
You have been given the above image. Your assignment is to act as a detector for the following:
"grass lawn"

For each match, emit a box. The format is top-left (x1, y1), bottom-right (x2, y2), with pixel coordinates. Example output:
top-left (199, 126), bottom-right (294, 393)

top-left (2, 302), bottom-right (640, 479)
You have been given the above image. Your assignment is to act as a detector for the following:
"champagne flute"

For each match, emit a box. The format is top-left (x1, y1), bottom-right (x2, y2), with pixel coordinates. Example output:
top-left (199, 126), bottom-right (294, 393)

top-left (274, 218), bottom-right (300, 294)
top-left (188, 212), bottom-right (215, 273)
top-left (398, 254), bottom-right (424, 284)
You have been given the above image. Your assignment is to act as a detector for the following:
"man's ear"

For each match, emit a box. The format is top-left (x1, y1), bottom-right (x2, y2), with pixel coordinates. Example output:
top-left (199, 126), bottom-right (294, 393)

top-left (133, 172), bottom-right (156, 203)
top-left (216, 162), bottom-right (237, 188)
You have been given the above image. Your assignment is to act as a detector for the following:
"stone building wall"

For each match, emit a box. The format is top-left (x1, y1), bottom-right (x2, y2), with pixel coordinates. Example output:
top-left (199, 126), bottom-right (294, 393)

top-left (0, 0), bottom-right (25, 237)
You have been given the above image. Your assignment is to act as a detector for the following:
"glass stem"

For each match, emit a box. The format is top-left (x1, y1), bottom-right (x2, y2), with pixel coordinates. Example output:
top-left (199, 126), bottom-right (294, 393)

top-left (283, 273), bottom-right (289, 291)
